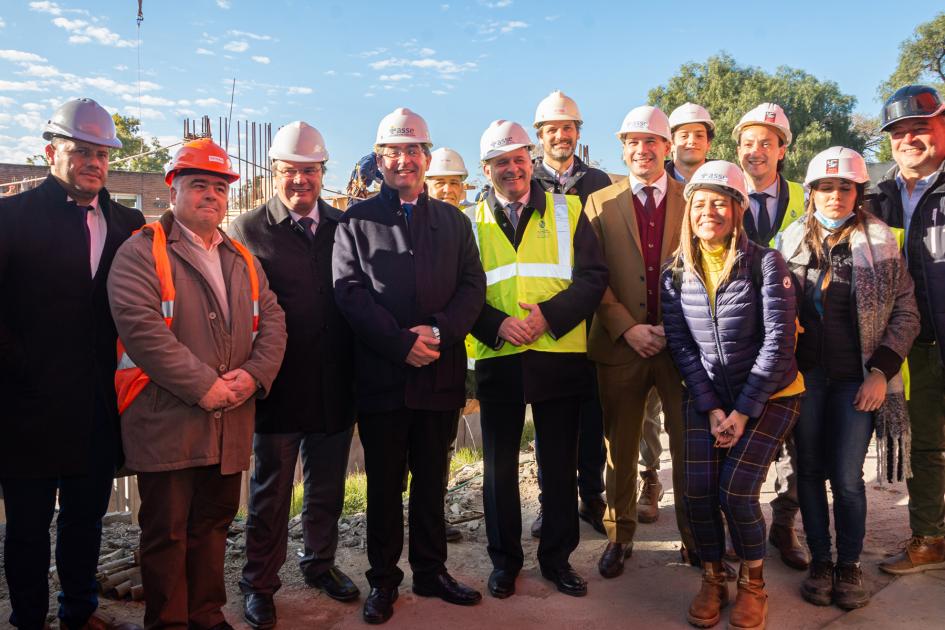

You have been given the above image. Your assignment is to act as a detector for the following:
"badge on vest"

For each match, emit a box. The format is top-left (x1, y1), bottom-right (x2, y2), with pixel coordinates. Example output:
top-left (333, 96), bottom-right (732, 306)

top-left (536, 218), bottom-right (551, 239)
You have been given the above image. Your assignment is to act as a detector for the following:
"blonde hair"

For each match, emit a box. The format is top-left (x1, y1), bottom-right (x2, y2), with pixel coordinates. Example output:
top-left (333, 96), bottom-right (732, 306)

top-left (673, 189), bottom-right (747, 285)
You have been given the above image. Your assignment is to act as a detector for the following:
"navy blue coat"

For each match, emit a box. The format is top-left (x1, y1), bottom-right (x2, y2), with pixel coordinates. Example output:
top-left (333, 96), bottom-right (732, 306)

top-left (660, 236), bottom-right (799, 419)
top-left (332, 183), bottom-right (486, 414)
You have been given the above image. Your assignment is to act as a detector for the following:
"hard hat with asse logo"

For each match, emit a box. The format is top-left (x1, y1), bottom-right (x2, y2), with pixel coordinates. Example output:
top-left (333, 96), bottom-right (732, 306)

top-left (375, 107), bottom-right (432, 146)
top-left (615, 106), bottom-right (672, 142)
top-left (684, 160), bottom-right (749, 208)
top-left (480, 120), bottom-right (533, 161)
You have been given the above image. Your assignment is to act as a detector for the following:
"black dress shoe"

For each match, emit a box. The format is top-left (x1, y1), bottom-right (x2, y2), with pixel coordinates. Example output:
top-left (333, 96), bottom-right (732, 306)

top-left (412, 572), bottom-right (482, 606)
top-left (487, 569), bottom-right (517, 599)
top-left (598, 542), bottom-right (633, 578)
top-left (540, 564), bottom-right (587, 597)
top-left (445, 520), bottom-right (463, 543)
top-left (362, 587), bottom-right (398, 625)
top-left (530, 508), bottom-right (543, 538)
top-left (305, 566), bottom-right (361, 602)
top-left (578, 497), bottom-right (606, 535)
top-left (243, 593), bottom-right (276, 629)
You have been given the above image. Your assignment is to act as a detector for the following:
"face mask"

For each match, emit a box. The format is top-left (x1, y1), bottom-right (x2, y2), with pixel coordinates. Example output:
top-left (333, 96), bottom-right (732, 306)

top-left (814, 210), bottom-right (854, 230)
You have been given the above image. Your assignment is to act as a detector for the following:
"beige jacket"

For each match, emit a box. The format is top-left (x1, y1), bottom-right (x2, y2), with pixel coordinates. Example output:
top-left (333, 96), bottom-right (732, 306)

top-left (107, 212), bottom-right (286, 474)
top-left (583, 176), bottom-right (685, 366)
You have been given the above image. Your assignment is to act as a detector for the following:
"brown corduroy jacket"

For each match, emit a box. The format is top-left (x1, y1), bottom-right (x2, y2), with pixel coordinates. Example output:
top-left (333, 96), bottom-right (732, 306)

top-left (583, 175), bottom-right (685, 366)
top-left (107, 211), bottom-right (286, 474)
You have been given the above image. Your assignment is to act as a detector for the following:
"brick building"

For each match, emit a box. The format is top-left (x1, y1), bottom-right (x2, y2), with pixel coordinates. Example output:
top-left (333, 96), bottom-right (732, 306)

top-left (0, 163), bottom-right (170, 221)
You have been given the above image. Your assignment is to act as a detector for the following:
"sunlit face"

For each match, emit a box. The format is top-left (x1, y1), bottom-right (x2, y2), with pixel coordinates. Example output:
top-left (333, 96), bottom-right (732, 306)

top-left (737, 125), bottom-right (786, 186)
top-left (621, 132), bottom-right (670, 183)
top-left (273, 159), bottom-right (323, 215)
top-left (810, 177), bottom-right (857, 220)
top-left (888, 115), bottom-right (945, 177)
top-left (672, 123), bottom-right (711, 168)
top-left (170, 173), bottom-right (229, 235)
top-left (690, 189), bottom-right (737, 248)
top-left (537, 120), bottom-right (580, 162)
top-left (376, 143), bottom-right (430, 199)
top-left (483, 147), bottom-right (533, 201)
top-left (426, 175), bottom-right (465, 207)
top-left (45, 137), bottom-right (110, 200)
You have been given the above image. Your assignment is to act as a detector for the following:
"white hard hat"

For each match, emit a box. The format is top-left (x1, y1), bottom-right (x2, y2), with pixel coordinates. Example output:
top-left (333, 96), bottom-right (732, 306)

top-left (533, 90), bottom-right (582, 128)
top-left (615, 106), bottom-right (671, 142)
top-left (426, 147), bottom-right (468, 178)
top-left (732, 102), bottom-right (793, 146)
top-left (804, 146), bottom-right (869, 187)
top-left (375, 107), bottom-right (431, 146)
top-left (480, 120), bottom-right (534, 161)
top-left (684, 160), bottom-right (749, 208)
top-left (269, 121), bottom-right (328, 162)
top-left (43, 97), bottom-right (122, 148)
top-left (668, 102), bottom-right (715, 133)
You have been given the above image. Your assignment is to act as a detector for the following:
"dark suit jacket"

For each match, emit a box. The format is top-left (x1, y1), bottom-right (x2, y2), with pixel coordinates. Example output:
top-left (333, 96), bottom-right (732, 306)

top-left (470, 180), bottom-right (609, 403)
top-left (228, 196), bottom-right (355, 434)
top-left (332, 183), bottom-right (486, 414)
top-left (0, 175), bottom-right (145, 478)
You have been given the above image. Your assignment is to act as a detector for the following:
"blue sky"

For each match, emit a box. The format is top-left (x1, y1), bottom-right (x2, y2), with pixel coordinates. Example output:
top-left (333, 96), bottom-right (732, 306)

top-left (1, 0), bottom-right (943, 193)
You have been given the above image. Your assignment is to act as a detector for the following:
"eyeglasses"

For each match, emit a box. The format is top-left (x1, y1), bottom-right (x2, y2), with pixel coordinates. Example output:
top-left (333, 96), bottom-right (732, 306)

top-left (379, 146), bottom-right (424, 159)
top-left (275, 166), bottom-right (322, 178)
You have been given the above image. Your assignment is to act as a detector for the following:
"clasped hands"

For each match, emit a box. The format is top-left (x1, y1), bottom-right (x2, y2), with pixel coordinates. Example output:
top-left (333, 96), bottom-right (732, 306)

top-left (622, 324), bottom-right (666, 358)
top-left (198, 368), bottom-right (258, 412)
top-left (709, 407), bottom-right (749, 449)
top-left (498, 302), bottom-right (549, 347)
top-left (406, 324), bottom-right (440, 368)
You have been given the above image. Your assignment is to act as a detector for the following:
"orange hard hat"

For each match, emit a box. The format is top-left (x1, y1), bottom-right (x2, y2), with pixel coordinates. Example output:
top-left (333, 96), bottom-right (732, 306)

top-left (164, 137), bottom-right (240, 186)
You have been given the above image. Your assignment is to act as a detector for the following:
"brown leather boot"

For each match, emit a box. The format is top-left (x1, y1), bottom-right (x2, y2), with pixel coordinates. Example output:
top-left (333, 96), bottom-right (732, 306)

top-left (728, 563), bottom-right (767, 630)
top-left (637, 469), bottom-right (664, 524)
top-left (879, 536), bottom-right (945, 575)
top-left (687, 561), bottom-right (729, 628)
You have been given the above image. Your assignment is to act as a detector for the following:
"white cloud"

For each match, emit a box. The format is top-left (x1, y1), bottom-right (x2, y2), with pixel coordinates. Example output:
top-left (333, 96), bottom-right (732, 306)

top-left (132, 107), bottom-right (165, 120)
top-left (483, 0), bottom-right (513, 7)
top-left (251, 55), bottom-right (270, 64)
top-left (545, 14), bottom-right (560, 21)
top-left (19, 63), bottom-right (60, 78)
top-left (347, 71), bottom-right (362, 77)
top-left (0, 18), bottom-right (6, 28)
top-left (418, 47), bottom-right (435, 56)
top-left (324, 70), bottom-right (337, 76)
top-left (440, 4), bottom-right (450, 10)
top-left (380, 74), bottom-right (412, 81)
top-left (0, 80), bottom-right (44, 92)
top-left (0, 49), bottom-right (47, 63)
top-left (287, 86), bottom-right (313, 95)
top-left (227, 30), bottom-right (273, 41)
top-left (195, 48), bottom-right (215, 56)
top-left (363, 92), bottom-right (376, 98)
top-left (223, 40), bottom-right (249, 53)
top-left (216, 0), bottom-right (231, 8)
top-left (82, 76), bottom-right (160, 95)
top-left (28, 1), bottom-right (63, 15)
top-left (51, 16), bottom-right (135, 47)
top-left (357, 48), bottom-right (388, 58)
top-left (0, 96), bottom-right (15, 106)
top-left (120, 93), bottom-right (175, 107)
top-left (369, 57), bottom-right (477, 76)
top-left (114, 64), bottom-right (128, 71)
top-left (479, 19), bottom-right (528, 35)
top-left (432, 90), bottom-right (447, 95)
top-left (194, 97), bottom-right (225, 108)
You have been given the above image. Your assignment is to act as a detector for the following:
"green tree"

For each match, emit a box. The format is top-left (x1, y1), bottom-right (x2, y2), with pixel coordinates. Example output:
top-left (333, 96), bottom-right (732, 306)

top-left (25, 153), bottom-right (48, 166)
top-left (111, 114), bottom-right (170, 173)
top-left (648, 53), bottom-right (868, 181)
top-left (878, 12), bottom-right (945, 100)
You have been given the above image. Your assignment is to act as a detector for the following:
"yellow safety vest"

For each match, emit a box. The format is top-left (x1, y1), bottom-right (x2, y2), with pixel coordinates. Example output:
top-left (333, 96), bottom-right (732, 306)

top-left (469, 192), bottom-right (585, 360)
top-left (768, 180), bottom-right (806, 246)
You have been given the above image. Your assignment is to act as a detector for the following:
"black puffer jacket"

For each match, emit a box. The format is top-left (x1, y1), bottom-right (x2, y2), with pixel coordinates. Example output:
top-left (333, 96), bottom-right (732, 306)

top-left (661, 235), bottom-right (799, 418)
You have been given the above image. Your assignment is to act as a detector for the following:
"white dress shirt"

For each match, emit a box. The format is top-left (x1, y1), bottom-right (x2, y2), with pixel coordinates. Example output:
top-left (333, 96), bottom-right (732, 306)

top-left (175, 220), bottom-right (230, 324)
top-left (68, 194), bottom-right (106, 277)
top-left (746, 178), bottom-right (779, 231)
top-left (627, 171), bottom-right (668, 207)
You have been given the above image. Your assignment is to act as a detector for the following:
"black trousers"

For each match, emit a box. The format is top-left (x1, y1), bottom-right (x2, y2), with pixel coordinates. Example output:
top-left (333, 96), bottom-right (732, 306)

top-left (0, 392), bottom-right (117, 630)
top-left (358, 407), bottom-right (458, 588)
top-left (481, 397), bottom-right (581, 572)
top-left (535, 365), bottom-right (605, 504)
top-left (240, 426), bottom-right (354, 595)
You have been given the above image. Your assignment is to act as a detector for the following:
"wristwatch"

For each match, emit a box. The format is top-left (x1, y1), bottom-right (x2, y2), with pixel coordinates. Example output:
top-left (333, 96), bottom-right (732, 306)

top-left (431, 326), bottom-right (441, 342)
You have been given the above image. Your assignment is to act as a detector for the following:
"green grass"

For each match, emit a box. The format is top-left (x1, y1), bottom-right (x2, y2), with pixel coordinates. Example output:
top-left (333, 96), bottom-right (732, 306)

top-left (449, 447), bottom-right (483, 476)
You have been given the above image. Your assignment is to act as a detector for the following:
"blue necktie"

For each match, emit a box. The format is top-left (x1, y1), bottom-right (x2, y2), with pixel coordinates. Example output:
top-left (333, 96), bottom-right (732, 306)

top-left (297, 216), bottom-right (316, 242)
top-left (402, 202), bottom-right (414, 224)
top-left (751, 192), bottom-right (771, 239)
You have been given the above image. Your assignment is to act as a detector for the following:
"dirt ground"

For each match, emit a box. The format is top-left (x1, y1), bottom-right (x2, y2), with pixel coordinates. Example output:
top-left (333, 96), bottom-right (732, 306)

top-left (0, 434), bottom-right (922, 629)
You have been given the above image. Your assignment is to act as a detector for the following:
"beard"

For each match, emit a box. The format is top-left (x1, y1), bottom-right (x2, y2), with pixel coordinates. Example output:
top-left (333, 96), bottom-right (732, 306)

top-left (547, 143), bottom-right (575, 161)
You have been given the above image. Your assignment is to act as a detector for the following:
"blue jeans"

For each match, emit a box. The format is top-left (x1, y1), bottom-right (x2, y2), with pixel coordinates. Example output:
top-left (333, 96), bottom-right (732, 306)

top-left (794, 368), bottom-right (874, 564)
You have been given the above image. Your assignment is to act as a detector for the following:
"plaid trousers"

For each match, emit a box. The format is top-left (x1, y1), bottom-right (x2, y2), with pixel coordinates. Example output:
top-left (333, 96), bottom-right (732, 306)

top-left (684, 394), bottom-right (802, 562)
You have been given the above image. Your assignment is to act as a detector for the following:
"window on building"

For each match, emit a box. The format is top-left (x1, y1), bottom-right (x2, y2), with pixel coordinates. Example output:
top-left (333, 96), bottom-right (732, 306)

top-left (110, 193), bottom-right (141, 210)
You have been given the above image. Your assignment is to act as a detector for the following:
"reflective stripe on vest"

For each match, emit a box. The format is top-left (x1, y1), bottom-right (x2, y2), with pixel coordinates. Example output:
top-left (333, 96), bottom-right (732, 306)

top-left (114, 221), bottom-right (260, 414)
top-left (769, 180), bottom-right (807, 246)
top-left (469, 192), bottom-right (585, 360)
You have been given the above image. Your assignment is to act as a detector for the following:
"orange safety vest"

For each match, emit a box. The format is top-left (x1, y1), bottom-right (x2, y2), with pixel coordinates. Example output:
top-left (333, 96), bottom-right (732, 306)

top-left (114, 220), bottom-right (260, 414)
